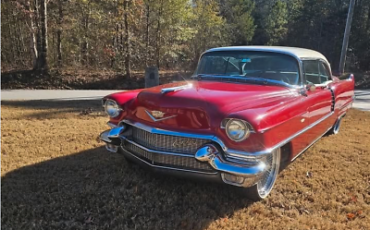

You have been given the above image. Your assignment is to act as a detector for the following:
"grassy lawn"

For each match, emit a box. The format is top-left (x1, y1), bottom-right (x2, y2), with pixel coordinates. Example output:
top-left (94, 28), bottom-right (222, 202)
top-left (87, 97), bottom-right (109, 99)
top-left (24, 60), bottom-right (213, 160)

top-left (1, 101), bottom-right (370, 230)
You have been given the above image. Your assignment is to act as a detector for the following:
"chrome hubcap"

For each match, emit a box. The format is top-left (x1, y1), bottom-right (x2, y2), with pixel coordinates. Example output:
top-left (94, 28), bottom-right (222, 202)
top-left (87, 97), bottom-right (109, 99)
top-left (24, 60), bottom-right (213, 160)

top-left (257, 148), bottom-right (281, 198)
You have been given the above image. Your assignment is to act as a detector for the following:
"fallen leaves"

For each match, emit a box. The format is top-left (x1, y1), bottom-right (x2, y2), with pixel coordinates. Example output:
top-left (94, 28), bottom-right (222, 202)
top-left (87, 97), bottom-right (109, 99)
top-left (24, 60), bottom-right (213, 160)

top-left (346, 213), bottom-right (356, 220)
top-left (346, 210), bottom-right (365, 221)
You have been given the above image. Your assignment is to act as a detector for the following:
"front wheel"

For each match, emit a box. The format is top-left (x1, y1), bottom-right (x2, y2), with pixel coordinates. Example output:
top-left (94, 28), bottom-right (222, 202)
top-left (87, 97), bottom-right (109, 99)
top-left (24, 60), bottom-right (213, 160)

top-left (242, 148), bottom-right (281, 201)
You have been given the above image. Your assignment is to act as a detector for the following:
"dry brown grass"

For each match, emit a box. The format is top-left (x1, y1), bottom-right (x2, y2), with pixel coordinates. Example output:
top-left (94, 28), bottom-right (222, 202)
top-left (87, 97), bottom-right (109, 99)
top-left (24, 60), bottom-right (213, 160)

top-left (1, 101), bottom-right (370, 230)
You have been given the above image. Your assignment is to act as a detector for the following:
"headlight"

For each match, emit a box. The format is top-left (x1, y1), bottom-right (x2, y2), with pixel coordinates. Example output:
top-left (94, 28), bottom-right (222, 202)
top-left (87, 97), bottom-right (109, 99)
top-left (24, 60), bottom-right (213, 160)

top-left (225, 119), bottom-right (251, 142)
top-left (104, 99), bottom-right (122, 118)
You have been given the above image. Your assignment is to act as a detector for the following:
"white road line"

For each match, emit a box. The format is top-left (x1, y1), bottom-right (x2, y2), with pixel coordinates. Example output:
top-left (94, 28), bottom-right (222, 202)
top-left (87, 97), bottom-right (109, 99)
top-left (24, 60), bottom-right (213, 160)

top-left (1, 90), bottom-right (123, 101)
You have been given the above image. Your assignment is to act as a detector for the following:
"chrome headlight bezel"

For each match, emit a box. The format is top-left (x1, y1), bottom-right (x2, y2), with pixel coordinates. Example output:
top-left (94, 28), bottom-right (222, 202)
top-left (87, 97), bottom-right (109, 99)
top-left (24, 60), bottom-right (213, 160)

top-left (103, 99), bottom-right (122, 118)
top-left (222, 118), bottom-right (252, 142)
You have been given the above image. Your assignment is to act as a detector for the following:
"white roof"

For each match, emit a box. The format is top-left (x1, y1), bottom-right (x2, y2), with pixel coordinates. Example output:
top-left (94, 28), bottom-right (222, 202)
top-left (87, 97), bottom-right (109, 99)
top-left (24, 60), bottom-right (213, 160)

top-left (205, 46), bottom-right (330, 64)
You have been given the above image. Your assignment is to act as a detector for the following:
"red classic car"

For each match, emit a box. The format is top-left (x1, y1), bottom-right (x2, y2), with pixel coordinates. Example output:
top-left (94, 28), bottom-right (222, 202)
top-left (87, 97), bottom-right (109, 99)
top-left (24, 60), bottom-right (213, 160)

top-left (100, 46), bottom-right (354, 200)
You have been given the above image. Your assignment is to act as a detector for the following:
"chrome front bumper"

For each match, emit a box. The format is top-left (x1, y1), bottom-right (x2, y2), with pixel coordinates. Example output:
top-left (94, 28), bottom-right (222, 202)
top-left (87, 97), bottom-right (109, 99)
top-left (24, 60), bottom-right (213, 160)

top-left (99, 123), bottom-right (268, 188)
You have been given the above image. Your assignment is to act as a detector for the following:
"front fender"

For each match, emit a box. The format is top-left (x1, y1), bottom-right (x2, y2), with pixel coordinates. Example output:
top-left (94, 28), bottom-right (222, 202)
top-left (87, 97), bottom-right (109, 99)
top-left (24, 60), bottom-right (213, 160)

top-left (103, 89), bottom-right (143, 124)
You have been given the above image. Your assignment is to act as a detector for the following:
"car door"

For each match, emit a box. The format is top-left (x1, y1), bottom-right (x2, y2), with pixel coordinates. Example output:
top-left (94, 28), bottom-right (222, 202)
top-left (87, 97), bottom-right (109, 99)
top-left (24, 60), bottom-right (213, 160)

top-left (290, 60), bottom-right (334, 160)
top-left (304, 60), bottom-right (335, 138)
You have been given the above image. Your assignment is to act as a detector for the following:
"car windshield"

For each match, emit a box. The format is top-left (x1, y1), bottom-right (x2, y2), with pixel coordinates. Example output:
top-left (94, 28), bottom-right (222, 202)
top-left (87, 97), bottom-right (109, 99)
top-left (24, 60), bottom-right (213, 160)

top-left (195, 51), bottom-right (300, 85)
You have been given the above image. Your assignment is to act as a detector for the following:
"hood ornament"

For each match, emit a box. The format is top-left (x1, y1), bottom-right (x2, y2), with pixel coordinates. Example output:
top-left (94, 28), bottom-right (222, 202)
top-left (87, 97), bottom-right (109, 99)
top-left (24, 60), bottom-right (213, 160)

top-left (161, 83), bottom-right (192, 94)
top-left (145, 110), bottom-right (176, 122)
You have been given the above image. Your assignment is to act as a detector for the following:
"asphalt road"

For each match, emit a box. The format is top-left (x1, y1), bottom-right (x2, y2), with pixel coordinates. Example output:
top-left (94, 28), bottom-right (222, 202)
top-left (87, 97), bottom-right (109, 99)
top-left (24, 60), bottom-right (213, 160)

top-left (353, 89), bottom-right (370, 111)
top-left (1, 89), bottom-right (370, 111)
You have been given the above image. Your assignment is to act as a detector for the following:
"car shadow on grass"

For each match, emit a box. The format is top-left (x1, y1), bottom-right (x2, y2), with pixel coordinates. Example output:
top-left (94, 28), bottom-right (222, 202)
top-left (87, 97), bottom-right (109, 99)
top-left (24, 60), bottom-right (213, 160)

top-left (1, 146), bottom-right (255, 230)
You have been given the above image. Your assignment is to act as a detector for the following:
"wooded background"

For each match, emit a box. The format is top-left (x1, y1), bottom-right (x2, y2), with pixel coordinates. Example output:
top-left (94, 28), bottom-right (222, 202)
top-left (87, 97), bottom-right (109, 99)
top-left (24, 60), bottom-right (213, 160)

top-left (1, 0), bottom-right (369, 76)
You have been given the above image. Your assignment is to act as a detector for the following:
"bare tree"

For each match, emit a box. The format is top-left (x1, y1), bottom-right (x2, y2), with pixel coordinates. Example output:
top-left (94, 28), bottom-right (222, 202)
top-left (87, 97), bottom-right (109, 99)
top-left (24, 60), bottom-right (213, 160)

top-left (155, 0), bottom-right (164, 69)
top-left (35, 0), bottom-right (48, 71)
top-left (144, 0), bottom-right (153, 67)
top-left (81, 5), bottom-right (90, 66)
top-left (25, 0), bottom-right (38, 68)
top-left (123, 0), bottom-right (131, 77)
top-left (56, 0), bottom-right (63, 68)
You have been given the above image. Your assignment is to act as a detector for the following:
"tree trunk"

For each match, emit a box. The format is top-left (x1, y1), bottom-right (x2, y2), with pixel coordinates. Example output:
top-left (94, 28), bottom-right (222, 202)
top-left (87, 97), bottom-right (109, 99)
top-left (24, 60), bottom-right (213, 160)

top-left (7, 9), bottom-right (16, 64)
top-left (11, 8), bottom-right (23, 61)
top-left (56, 0), bottom-right (63, 68)
top-left (29, 17), bottom-right (38, 69)
top-left (145, 3), bottom-right (150, 67)
top-left (35, 0), bottom-right (48, 71)
top-left (34, 0), bottom-right (42, 70)
top-left (123, 0), bottom-right (131, 77)
top-left (111, 0), bottom-right (119, 68)
top-left (156, 0), bottom-right (163, 69)
top-left (81, 9), bottom-right (89, 66)
top-left (120, 23), bottom-right (124, 53)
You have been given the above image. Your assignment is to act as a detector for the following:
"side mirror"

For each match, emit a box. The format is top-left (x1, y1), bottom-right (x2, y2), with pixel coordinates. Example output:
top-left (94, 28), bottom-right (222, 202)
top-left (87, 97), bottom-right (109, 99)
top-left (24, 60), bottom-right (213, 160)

top-left (306, 83), bottom-right (316, 92)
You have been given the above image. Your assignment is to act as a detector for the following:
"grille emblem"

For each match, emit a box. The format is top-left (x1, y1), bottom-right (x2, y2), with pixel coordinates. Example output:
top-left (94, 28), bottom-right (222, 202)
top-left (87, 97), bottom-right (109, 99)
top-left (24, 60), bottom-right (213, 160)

top-left (145, 110), bottom-right (176, 122)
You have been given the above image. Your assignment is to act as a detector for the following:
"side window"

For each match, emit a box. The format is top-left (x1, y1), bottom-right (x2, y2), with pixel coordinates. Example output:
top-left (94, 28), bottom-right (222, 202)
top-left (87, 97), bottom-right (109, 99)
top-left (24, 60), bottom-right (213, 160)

top-left (319, 62), bottom-right (331, 83)
top-left (303, 60), bottom-right (320, 84)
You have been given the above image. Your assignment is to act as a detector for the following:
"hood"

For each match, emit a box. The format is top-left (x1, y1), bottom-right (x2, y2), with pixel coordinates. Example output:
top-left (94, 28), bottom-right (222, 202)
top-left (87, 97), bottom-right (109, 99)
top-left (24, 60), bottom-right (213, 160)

top-left (120, 80), bottom-right (298, 132)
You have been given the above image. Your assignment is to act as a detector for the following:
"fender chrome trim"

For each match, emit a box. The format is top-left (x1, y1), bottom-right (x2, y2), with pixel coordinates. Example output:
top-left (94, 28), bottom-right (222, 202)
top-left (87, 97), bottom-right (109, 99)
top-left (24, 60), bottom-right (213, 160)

top-left (227, 111), bottom-right (334, 160)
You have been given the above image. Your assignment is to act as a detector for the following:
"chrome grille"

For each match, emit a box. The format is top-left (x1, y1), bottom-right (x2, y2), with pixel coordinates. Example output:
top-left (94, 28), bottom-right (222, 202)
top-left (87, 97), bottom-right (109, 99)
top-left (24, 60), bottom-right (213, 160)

top-left (125, 142), bottom-right (213, 171)
top-left (132, 127), bottom-right (209, 154)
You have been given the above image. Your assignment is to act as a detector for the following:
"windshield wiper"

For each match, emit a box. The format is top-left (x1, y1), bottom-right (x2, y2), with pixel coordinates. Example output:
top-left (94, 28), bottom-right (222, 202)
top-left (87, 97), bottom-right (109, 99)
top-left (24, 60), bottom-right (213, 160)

top-left (191, 74), bottom-right (222, 79)
top-left (239, 76), bottom-right (294, 88)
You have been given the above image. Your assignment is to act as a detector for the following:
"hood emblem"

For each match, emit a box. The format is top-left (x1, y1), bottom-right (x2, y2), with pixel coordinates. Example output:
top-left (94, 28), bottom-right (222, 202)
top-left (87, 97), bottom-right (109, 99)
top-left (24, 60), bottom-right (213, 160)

top-left (151, 110), bottom-right (165, 118)
top-left (145, 110), bottom-right (176, 122)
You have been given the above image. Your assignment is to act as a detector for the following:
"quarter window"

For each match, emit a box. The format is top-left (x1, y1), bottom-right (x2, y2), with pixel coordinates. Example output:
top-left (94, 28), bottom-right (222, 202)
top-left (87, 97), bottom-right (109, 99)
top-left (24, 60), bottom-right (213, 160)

top-left (319, 62), bottom-right (331, 83)
top-left (303, 60), bottom-right (320, 84)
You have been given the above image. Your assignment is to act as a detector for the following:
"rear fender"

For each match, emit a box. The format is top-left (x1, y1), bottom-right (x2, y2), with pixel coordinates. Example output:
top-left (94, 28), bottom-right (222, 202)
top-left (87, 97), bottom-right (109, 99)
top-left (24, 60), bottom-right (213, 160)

top-left (329, 74), bottom-right (355, 116)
